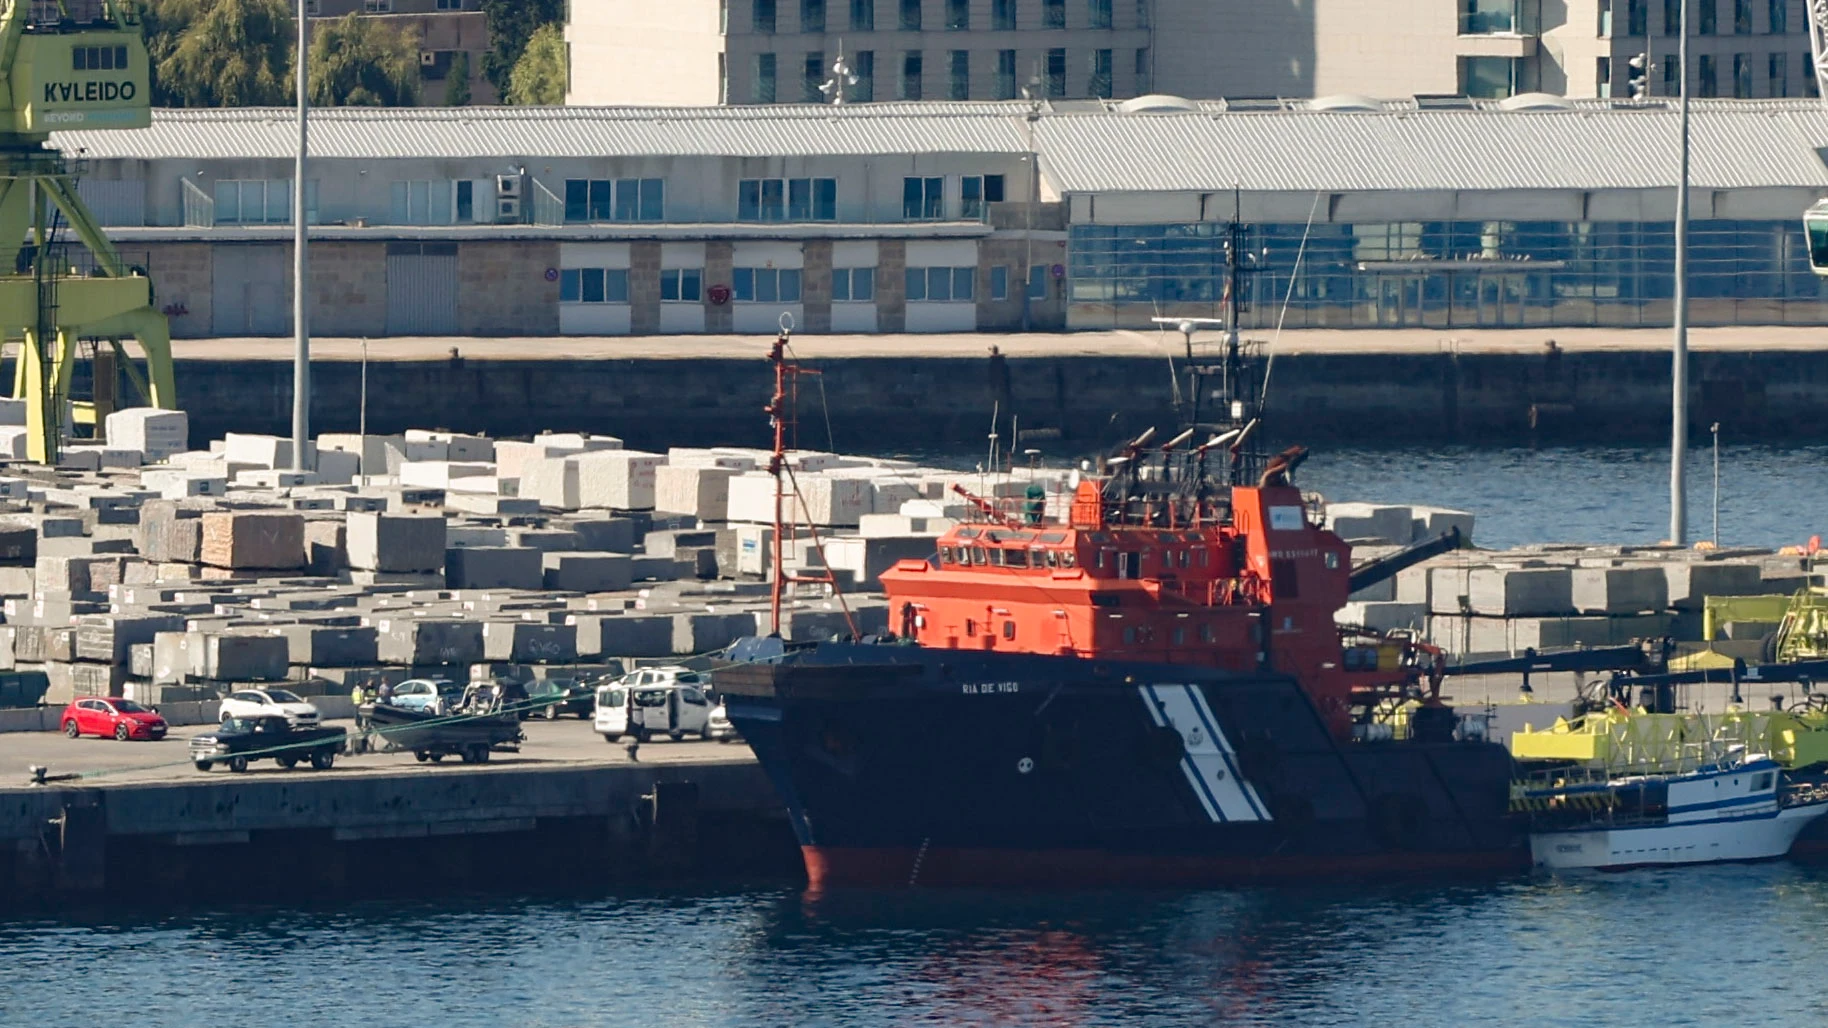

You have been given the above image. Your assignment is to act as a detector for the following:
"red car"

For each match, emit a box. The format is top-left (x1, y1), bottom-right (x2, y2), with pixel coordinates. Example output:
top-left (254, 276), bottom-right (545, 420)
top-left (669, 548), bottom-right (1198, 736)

top-left (61, 697), bottom-right (169, 741)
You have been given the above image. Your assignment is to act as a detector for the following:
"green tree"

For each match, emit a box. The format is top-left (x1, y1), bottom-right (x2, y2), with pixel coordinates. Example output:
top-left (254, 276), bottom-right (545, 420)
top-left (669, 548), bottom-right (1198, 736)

top-left (149, 0), bottom-right (294, 107)
top-left (506, 23), bottom-right (566, 106)
top-left (307, 12), bottom-right (420, 107)
top-left (444, 51), bottom-right (472, 107)
top-left (478, 0), bottom-right (562, 97)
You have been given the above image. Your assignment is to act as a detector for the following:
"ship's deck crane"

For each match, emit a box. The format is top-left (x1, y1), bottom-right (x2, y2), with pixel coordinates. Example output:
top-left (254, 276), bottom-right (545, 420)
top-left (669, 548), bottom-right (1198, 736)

top-left (0, 0), bottom-right (174, 462)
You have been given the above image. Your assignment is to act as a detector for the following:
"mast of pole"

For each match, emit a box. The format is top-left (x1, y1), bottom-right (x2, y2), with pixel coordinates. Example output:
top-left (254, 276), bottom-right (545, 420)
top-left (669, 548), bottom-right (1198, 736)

top-left (1670, 0), bottom-right (1690, 545)
top-left (291, 1), bottom-right (310, 472)
top-left (767, 332), bottom-right (789, 636)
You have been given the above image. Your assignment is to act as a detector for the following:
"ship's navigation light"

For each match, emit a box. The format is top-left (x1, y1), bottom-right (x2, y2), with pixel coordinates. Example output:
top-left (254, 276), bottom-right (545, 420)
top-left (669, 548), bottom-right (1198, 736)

top-left (1807, 199), bottom-right (1828, 276)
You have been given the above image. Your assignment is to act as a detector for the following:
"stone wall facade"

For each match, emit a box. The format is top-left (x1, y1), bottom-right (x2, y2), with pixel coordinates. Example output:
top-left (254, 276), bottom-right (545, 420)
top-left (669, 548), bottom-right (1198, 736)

top-left (457, 240), bottom-right (559, 336)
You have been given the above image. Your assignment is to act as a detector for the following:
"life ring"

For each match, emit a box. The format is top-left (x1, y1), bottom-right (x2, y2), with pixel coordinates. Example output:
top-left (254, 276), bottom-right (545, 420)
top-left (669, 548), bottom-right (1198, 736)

top-left (707, 284), bottom-right (732, 305)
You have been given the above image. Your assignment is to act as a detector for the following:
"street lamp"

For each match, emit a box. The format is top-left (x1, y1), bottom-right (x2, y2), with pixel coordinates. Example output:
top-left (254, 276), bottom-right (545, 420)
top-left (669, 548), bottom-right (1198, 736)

top-left (1021, 75), bottom-right (1042, 332)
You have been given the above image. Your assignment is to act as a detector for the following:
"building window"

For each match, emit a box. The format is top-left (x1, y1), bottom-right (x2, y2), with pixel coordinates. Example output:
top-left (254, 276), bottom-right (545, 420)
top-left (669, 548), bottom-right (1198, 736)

top-left (990, 265), bottom-right (1009, 301)
top-left (1699, 52), bottom-right (1717, 92)
top-left (305, 0), bottom-right (322, 12)
top-left (1771, 51), bottom-right (1788, 95)
top-left (1770, 0), bottom-right (1787, 33)
top-left (755, 52), bottom-right (777, 102)
top-left (559, 269), bottom-right (631, 305)
top-left (949, 50), bottom-right (970, 99)
top-left (854, 50), bottom-right (874, 100)
top-left (1699, 0), bottom-right (1715, 33)
top-left (961, 174), bottom-right (1004, 218)
top-left (804, 51), bottom-right (825, 101)
top-left (733, 267), bottom-right (803, 303)
top-left (456, 179), bottom-right (474, 222)
top-left (1136, 0), bottom-right (1149, 26)
top-left (213, 179), bottom-right (313, 225)
top-left (1733, 51), bottom-right (1753, 94)
top-left (660, 268), bottom-right (703, 303)
top-left (905, 266), bottom-right (975, 302)
top-left (1807, 52), bottom-right (1819, 95)
top-left (1463, 0), bottom-right (1519, 34)
top-left (903, 176), bottom-right (944, 219)
top-left (1044, 0), bottom-right (1065, 28)
top-left (900, 50), bottom-right (922, 99)
top-left (1662, 0), bottom-right (1678, 34)
top-left (755, 0), bottom-right (776, 31)
top-left (996, 49), bottom-right (1017, 98)
top-left (946, 0), bottom-right (968, 29)
top-left (831, 267), bottom-right (876, 302)
top-left (801, 0), bottom-right (825, 31)
top-left (1734, 0), bottom-right (1751, 32)
top-left (1628, 0), bottom-right (1647, 34)
top-left (739, 178), bottom-right (836, 220)
top-left (563, 179), bottom-right (663, 223)
top-left (1090, 0), bottom-right (1112, 28)
top-left (850, 0), bottom-right (874, 29)
top-left (1090, 48), bottom-right (1112, 97)
top-left (435, 0), bottom-right (462, 8)
top-left (389, 179), bottom-right (455, 225)
top-left (363, 0), bottom-right (392, 11)
top-left (900, 0), bottom-right (920, 29)
top-left (993, 0), bottom-right (1016, 29)
top-left (1597, 56), bottom-right (1613, 96)
top-left (1046, 48), bottom-right (1066, 96)
top-left (1663, 53), bottom-right (1680, 92)
top-left (1459, 55), bottom-right (1517, 97)
top-left (1135, 47), bottom-right (1150, 92)
top-left (1028, 264), bottom-right (1048, 300)
top-left (1598, 0), bottom-right (1612, 35)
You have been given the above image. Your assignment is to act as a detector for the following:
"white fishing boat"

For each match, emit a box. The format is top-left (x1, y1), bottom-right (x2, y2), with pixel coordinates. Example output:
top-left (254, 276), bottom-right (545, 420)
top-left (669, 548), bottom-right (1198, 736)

top-left (1521, 753), bottom-right (1828, 871)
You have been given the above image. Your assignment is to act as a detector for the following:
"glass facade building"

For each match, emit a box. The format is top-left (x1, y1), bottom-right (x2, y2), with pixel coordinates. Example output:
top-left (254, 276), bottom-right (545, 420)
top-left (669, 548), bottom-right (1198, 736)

top-left (1067, 219), bottom-right (1827, 328)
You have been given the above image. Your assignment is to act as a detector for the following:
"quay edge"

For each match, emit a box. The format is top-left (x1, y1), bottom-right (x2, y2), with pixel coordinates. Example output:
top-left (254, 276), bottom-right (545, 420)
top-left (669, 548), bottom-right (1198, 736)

top-left (0, 760), bottom-right (797, 908)
top-left (141, 347), bottom-right (1828, 450)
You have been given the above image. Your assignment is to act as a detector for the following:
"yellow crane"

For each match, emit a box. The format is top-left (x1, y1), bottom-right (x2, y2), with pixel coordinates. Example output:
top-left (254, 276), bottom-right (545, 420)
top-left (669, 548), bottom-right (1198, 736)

top-left (0, 1), bottom-right (173, 463)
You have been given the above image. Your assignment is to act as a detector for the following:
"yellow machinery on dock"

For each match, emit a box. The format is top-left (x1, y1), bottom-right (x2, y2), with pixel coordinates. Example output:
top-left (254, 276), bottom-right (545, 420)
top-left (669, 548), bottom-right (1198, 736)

top-left (0, 1), bottom-right (173, 463)
top-left (1510, 706), bottom-right (1828, 773)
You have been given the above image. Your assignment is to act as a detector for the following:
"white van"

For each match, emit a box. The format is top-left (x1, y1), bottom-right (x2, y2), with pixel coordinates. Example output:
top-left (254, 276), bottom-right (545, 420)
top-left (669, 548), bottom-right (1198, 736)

top-left (594, 666), bottom-right (713, 742)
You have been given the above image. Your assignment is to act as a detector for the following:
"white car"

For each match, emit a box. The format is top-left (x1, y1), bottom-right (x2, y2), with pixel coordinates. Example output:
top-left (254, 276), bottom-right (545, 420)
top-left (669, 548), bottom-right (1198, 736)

top-left (219, 687), bottom-right (320, 727)
top-left (595, 666), bottom-right (712, 742)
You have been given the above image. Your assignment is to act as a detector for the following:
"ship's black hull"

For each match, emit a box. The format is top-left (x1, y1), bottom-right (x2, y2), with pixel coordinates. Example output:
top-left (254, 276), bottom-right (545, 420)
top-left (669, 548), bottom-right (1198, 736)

top-left (719, 644), bottom-right (1530, 888)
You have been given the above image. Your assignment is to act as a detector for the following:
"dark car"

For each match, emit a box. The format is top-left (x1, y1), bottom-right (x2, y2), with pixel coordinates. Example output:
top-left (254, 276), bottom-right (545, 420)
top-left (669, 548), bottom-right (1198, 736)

top-left (61, 697), bottom-right (168, 741)
top-left (189, 715), bottom-right (346, 772)
top-left (527, 677), bottom-right (595, 719)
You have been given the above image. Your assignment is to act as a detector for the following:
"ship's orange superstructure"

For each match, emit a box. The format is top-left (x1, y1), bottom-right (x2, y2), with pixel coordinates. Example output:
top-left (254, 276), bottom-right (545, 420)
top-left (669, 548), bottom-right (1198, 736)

top-left (879, 479), bottom-right (1441, 740)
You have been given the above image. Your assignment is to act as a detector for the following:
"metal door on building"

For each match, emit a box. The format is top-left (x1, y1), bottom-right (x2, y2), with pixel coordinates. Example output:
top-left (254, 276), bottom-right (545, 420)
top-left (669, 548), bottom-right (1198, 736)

top-left (385, 242), bottom-right (459, 335)
top-left (211, 244), bottom-right (290, 336)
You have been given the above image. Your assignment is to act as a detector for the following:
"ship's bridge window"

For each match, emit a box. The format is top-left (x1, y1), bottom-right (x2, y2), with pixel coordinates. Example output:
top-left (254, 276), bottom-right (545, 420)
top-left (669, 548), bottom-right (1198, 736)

top-left (1199, 624), bottom-right (1215, 643)
top-left (1172, 627), bottom-right (1185, 645)
top-left (971, 547), bottom-right (987, 565)
top-left (1002, 621), bottom-right (1016, 640)
top-left (1178, 550), bottom-right (1191, 568)
top-left (1060, 550), bottom-right (1077, 568)
top-left (965, 619), bottom-right (977, 637)
top-left (1195, 547), bottom-right (1208, 566)
top-left (1032, 547), bottom-right (1049, 567)
top-left (956, 528), bottom-right (980, 539)
top-left (1040, 532), bottom-right (1067, 543)
top-left (1755, 772), bottom-right (1775, 790)
top-left (1157, 532), bottom-right (1177, 544)
top-left (989, 548), bottom-right (1006, 567)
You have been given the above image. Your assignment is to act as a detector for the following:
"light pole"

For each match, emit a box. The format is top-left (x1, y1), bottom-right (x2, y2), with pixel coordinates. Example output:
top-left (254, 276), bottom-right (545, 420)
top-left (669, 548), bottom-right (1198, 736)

top-left (1670, 0), bottom-right (1690, 544)
top-left (292, 0), bottom-right (311, 472)
top-left (1020, 76), bottom-right (1041, 332)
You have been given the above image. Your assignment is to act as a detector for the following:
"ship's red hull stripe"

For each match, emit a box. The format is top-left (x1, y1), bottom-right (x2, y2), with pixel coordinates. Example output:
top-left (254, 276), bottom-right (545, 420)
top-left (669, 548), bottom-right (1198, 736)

top-left (802, 844), bottom-right (1531, 889)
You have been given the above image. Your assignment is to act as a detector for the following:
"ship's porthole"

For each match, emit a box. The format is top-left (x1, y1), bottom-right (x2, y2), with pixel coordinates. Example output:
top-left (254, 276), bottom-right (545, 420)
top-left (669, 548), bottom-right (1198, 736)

top-left (1017, 757), bottom-right (1035, 774)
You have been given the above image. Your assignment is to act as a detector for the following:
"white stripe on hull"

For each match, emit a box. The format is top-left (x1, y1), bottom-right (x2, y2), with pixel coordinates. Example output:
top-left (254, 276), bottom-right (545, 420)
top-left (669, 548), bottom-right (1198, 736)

top-left (1531, 804), bottom-right (1828, 870)
top-left (1138, 684), bottom-right (1271, 824)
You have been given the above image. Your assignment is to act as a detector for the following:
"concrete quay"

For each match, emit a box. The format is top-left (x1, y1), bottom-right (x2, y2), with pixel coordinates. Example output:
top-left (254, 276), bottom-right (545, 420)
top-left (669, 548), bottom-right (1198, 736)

top-left (91, 326), bottom-right (1828, 449)
top-left (0, 721), bottom-right (791, 907)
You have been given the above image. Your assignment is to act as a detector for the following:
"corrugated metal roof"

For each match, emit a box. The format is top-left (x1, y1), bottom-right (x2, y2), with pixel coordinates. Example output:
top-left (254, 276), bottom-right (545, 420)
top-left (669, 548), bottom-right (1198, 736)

top-left (50, 103), bottom-right (1035, 160)
top-left (1036, 105), bottom-right (1828, 192)
top-left (47, 99), bottom-right (1828, 193)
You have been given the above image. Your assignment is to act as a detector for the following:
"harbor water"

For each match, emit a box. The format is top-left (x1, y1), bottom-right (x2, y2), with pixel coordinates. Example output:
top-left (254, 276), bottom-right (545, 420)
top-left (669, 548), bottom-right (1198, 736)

top-left (10, 864), bottom-right (1828, 1027)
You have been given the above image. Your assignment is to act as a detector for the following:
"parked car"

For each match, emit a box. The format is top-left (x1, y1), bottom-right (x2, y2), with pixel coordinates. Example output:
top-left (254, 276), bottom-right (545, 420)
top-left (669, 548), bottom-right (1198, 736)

top-left (594, 666), bottom-right (713, 742)
top-left (218, 688), bottom-right (320, 727)
top-left (705, 702), bottom-right (740, 743)
top-left (190, 716), bottom-right (346, 773)
top-left (61, 697), bottom-right (168, 741)
top-left (527, 676), bottom-right (596, 720)
top-left (389, 678), bottom-right (461, 714)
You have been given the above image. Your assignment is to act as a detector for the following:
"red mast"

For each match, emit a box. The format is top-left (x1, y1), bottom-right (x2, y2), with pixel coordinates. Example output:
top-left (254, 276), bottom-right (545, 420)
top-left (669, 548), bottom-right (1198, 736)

top-left (764, 328), bottom-right (857, 638)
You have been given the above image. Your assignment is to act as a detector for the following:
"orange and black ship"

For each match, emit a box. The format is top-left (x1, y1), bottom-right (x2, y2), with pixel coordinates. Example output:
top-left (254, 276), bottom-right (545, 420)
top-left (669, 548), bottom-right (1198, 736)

top-left (717, 318), bottom-right (1532, 888)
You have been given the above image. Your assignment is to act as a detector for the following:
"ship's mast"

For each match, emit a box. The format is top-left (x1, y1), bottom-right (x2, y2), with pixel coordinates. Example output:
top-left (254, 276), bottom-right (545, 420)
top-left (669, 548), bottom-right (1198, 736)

top-left (766, 331), bottom-right (791, 635)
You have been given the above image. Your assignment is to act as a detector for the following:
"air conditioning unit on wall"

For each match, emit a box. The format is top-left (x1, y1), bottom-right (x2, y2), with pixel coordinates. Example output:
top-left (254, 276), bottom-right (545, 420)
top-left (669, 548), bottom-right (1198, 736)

top-left (497, 196), bottom-right (522, 221)
top-left (495, 174), bottom-right (522, 199)
top-left (420, 50), bottom-right (438, 66)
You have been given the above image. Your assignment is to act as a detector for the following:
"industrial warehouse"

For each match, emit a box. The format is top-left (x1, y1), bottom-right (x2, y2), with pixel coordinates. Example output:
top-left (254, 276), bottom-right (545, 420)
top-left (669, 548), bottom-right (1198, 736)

top-left (49, 93), bottom-right (1828, 338)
